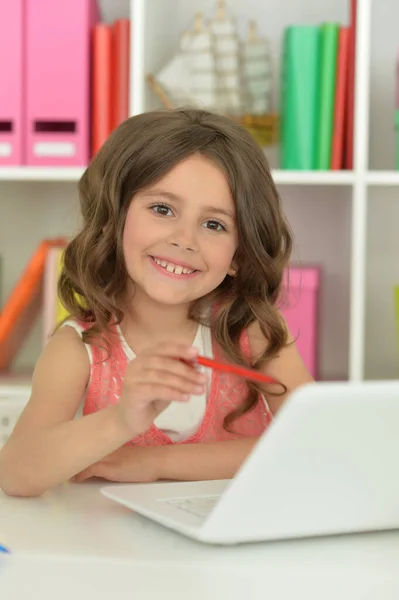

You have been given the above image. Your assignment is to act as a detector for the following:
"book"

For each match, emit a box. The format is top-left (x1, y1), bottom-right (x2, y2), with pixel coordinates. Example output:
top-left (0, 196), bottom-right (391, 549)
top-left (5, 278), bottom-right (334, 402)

top-left (91, 23), bottom-right (112, 155)
top-left (345, 0), bottom-right (357, 170)
top-left (111, 19), bottom-right (130, 130)
top-left (316, 23), bottom-right (339, 169)
top-left (0, 238), bottom-right (67, 371)
top-left (280, 26), bottom-right (321, 170)
top-left (331, 27), bottom-right (350, 170)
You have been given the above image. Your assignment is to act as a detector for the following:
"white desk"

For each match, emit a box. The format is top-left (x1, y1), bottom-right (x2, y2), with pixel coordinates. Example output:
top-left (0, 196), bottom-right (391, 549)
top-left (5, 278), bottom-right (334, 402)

top-left (1, 481), bottom-right (399, 599)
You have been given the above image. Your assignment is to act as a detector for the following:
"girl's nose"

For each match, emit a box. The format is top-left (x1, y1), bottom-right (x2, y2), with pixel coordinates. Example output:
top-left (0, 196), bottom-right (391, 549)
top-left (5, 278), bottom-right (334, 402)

top-left (167, 227), bottom-right (198, 252)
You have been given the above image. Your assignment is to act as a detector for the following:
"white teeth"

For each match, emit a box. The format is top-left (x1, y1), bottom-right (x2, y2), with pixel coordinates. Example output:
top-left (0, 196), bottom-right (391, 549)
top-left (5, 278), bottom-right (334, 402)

top-left (153, 257), bottom-right (195, 275)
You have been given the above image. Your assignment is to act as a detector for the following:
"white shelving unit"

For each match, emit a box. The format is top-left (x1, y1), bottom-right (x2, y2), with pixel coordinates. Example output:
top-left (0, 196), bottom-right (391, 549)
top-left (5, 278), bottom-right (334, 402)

top-left (0, 167), bottom-right (85, 182)
top-left (1, 0), bottom-right (398, 383)
top-left (272, 171), bottom-right (355, 186)
top-left (0, 167), bottom-right (355, 185)
top-left (129, 0), bottom-right (398, 382)
top-left (367, 171), bottom-right (399, 186)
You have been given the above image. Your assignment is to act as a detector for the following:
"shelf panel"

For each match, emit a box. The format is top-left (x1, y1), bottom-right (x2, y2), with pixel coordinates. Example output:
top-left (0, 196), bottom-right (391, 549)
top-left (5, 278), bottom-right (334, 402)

top-left (0, 167), bottom-right (85, 181)
top-left (366, 171), bottom-right (399, 186)
top-left (0, 166), bottom-right (357, 185)
top-left (272, 170), bottom-right (355, 185)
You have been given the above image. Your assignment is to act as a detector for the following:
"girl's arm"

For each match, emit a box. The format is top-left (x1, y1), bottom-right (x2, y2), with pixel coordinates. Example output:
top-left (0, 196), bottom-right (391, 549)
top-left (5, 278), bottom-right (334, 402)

top-left (75, 318), bottom-right (314, 484)
top-left (158, 438), bottom-right (258, 480)
top-left (0, 327), bottom-right (132, 497)
top-left (74, 437), bottom-right (259, 483)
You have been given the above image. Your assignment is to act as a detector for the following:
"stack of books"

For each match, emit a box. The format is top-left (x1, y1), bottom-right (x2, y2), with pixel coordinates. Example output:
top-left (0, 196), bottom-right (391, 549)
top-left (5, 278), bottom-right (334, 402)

top-left (0, 0), bottom-right (130, 167)
top-left (91, 18), bottom-right (130, 156)
top-left (280, 0), bottom-right (356, 170)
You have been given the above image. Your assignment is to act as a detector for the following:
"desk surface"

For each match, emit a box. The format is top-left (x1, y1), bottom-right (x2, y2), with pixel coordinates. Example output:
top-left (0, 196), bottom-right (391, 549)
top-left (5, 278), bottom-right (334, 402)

top-left (1, 481), bottom-right (399, 599)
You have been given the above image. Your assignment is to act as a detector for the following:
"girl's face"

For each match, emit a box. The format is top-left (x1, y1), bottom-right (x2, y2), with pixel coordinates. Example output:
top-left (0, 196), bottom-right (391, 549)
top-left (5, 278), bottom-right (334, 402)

top-left (122, 154), bottom-right (238, 307)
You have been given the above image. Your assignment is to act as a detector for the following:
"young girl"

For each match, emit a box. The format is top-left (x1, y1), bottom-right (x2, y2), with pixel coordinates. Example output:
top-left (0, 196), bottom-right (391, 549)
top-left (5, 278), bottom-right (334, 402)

top-left (0, 108), bottom-right (313, 497)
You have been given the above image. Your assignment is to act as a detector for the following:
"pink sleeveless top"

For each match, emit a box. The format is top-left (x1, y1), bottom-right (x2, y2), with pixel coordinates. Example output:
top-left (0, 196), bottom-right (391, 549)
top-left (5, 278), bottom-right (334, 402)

top-left (82, 324), bottom-right (272, 445)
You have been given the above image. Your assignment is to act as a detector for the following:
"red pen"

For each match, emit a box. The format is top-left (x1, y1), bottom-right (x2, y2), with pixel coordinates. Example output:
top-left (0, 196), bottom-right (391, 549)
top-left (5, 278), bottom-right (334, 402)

top-left (196, 355), bottom-right (279, 386)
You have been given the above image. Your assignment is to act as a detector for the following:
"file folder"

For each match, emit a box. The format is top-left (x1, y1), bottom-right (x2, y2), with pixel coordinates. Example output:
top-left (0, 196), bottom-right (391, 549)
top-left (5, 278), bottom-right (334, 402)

top-left (0, 0), bottom-right (24, 165)
top-left (25, 0), bottom-right (99, 166)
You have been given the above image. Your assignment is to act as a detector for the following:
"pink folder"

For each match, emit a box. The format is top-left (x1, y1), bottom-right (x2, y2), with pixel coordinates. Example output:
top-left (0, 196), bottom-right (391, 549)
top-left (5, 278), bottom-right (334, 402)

top-left (25, 0), bottom-right (99, 166)
top-left (0, 0), bottom-right (24, 165)
top-left (280, 266), bottom-right (321, 379)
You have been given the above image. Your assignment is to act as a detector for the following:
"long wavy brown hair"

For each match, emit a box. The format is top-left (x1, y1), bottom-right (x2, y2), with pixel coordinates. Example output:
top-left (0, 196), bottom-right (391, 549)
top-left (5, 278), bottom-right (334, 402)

top-left (59, 108), bottom-right (293, 430)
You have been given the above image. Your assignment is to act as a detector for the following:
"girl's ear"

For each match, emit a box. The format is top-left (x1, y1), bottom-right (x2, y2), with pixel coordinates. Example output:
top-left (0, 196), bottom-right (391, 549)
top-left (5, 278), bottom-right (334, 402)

top-left (228, 264), bottom-right (237, 277)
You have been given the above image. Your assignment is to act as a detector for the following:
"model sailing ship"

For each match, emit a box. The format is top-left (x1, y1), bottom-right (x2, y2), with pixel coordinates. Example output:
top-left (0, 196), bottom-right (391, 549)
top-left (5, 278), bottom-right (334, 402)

top-left (147, 1), bottom-right (278, 146)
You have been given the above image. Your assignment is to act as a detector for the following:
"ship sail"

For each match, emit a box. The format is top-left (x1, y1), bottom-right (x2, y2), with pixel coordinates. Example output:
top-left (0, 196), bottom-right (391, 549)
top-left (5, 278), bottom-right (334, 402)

top-left (155, 12), bottom-right (218, 111)
top-left (208, 0), bottom-right (245, 114)
top-left (241, 20), bottom-right (272, 115)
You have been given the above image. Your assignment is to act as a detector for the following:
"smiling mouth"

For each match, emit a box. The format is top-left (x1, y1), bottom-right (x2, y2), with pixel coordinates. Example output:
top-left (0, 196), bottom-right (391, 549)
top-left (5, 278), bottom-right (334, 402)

top-left (150, 256), bottom-right (199, 276)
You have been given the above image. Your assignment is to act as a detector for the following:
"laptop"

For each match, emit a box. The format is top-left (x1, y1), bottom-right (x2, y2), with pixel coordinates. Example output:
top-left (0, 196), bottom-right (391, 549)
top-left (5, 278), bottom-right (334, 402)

top-left (101, 380), bottom-right (399, 545)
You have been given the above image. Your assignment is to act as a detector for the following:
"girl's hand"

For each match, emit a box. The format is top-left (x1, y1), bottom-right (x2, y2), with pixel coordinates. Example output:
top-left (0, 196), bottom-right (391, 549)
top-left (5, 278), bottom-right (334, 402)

top-left (72, 445), bottom-right (161, 483)
top-left (116, 342), bottom-right (206, 438)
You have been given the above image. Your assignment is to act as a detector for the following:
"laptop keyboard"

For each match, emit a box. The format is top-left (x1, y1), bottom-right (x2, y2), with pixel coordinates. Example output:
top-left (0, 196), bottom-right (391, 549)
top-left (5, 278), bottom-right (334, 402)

top-left (163, 495), bottom-right (221, 518)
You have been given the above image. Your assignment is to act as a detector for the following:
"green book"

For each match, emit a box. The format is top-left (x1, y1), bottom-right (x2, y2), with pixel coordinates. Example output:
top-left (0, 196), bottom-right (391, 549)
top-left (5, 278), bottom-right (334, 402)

top-left (316, 23), bottom-right (339, 169)
top-left (280, 26), bottom-right (321, 170)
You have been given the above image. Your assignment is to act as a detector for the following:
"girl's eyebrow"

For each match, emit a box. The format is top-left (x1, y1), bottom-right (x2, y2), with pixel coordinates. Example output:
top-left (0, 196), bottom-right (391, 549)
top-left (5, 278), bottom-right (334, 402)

top-left (141, 189), bottom-right (183, 202)
top-left (142, 189), bottom-right (235, 220)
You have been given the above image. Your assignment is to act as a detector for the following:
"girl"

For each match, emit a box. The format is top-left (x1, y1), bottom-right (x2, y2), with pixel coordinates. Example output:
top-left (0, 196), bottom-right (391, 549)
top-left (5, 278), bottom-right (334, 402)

top-left (0, 108), bottom-right (313, 497)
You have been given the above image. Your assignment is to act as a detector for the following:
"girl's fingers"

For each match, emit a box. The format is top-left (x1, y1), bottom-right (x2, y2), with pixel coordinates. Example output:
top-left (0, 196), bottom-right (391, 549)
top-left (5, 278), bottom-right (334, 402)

top-left (72, 469), bottom-right (91, 483)
top-left (145, 355), bottom-right (205, 381)
top-left (137, 369), bottom-right (205, 396)
top-left (136, 383), bottom-right (195, 403)
top-left (146, 355), bottom-right (201, 377)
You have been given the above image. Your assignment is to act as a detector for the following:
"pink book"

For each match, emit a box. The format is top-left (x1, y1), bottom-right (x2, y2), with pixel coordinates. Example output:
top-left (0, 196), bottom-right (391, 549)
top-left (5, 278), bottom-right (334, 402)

top-left (280, 266), bottom-right (321, 379)
top-left (0, 1), bottom-right (24, 165)
top-left (25, 0), bottom-right (99, 166)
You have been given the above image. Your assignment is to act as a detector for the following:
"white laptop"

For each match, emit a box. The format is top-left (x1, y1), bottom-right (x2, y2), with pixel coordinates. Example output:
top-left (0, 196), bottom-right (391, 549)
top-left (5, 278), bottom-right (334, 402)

top-left (101, 380), bottom-right (399, 545)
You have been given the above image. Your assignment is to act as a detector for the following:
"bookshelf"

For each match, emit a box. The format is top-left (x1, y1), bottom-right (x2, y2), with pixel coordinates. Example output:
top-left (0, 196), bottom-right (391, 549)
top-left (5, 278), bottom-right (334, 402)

top-left (272, 171), bottom-right (354, 186)
top-left (0, 0), bottom-right (398, 384)
top-left (366, 172), bottom-right (399, 186)
top-left (0, 167), bottom-right (85, 182)
top-left (0, 167), bottom-right (355, 185)
top-left (1, 168), bottom-right (398, 187)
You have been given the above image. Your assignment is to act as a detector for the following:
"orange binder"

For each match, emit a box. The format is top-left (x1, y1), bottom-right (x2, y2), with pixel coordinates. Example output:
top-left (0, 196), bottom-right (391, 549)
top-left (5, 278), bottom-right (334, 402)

top-left (0, 238), bottom-right (67, 370)
top-left (91, 23), bottom-right (112, 156)
top-left (331, 27), bottom-right (350, 170)
top-left (111, 19), bottom-right (130, 130)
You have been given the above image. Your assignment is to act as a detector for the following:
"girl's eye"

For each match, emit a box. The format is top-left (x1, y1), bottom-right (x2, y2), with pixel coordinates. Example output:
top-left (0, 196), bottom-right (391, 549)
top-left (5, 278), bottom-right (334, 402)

top-left (151, 204), bottom-right (173, 217)
top-left (203, 220), bottom-right (226, 232)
